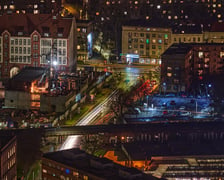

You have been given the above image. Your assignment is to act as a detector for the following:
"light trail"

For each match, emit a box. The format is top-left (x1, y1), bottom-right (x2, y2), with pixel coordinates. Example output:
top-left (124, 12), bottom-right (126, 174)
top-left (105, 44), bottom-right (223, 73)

top-left (59, 90), bottom-right (118, 150)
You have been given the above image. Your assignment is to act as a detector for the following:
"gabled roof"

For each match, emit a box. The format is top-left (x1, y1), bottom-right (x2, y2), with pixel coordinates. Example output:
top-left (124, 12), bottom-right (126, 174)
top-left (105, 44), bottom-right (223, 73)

top-left (162, 43), bottom-right (192, 56)
top-left (0, 13), bottom-right (74, 38)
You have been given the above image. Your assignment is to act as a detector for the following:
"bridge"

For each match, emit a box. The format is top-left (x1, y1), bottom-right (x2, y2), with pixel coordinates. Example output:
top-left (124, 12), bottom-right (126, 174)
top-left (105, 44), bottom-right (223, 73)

top-left (44, 121), bottom-right (224, 143)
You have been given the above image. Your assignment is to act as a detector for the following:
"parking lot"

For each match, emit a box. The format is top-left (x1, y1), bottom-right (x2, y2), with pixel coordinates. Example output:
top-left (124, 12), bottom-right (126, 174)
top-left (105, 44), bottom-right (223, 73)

top-left (124, 95), bottom-right (224, 123)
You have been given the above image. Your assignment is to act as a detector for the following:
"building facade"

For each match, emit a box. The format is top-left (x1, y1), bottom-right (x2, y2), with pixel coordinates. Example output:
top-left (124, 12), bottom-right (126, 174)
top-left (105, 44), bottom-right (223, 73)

top-left (122, 22), bottom-right (224, 65)
top-left (0, 13), bottom-right (77, 81)
top-left (185, 43), bottom-right (224, 95)
top-left (122, 25), bottom-right (172, 64)
top-left (76, 20), bottom-right (93, 62)
top-left (160, 44), bottom-right (192, 93)
top-left (161, 43), bottom-right (224, 94)
top-left (0, 135), bottom-right (17, 180)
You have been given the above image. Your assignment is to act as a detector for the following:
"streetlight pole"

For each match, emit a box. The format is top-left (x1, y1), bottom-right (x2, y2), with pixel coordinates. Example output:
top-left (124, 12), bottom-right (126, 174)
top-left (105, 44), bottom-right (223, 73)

top-left (196, 100), bottom-right (197, 114)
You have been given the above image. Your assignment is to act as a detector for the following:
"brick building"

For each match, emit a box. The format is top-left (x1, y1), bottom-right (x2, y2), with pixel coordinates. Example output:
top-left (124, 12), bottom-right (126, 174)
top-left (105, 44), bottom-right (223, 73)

top-left (0, 13), bottom-right (77, 81)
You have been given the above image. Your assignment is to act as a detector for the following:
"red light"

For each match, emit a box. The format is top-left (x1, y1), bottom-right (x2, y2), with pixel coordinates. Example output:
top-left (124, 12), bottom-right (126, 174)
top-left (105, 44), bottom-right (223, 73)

top-left (104, 68), bottom-right (107, 72)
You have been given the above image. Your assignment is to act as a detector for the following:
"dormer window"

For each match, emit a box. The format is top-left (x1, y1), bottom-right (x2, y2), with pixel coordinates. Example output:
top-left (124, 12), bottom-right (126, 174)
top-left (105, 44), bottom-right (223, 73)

top-left (57, 27), bottom-right (64, 37)
top-left (33, 35), bottom-right (39, 42)
top-left (42, 26), bottom-right (50, 37)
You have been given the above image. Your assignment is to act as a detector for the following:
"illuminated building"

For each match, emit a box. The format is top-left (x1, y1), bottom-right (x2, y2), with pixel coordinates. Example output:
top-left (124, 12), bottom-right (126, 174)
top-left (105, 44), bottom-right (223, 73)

top-left (0, 0), bottom-right (62, 14)
top-left (160, 43), bottom-right (192, 93)
top-left (122, 23), bottom-right (172, 64)
top-left (0, 13), bottom-right (77, 81)
top-left (42, 148), bottom-right (157, 180)
top-left (5, 67), bottom-right (48, 110)
top-left (122, 20), bottom-right (224, 65)
top-left (204, 22), bottom-right (224, 43)
top-left (76, 19), bottom-right (93, 62)
top-left (171, 24), bottom-right (204, 44)
top-left (161, 43), bottom-right (224, 94)
top-left (0, 135), bottom-right (17, 180)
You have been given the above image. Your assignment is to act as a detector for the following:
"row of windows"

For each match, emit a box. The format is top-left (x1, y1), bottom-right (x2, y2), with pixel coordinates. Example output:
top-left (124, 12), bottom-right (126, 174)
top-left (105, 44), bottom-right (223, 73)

top-left (11, 47), bottom-right (31, 54)
top-left (7, 146), bottom-right (16, 159)
top-left (11, 38), bottom-right (31, 46)
top-left (128, 49), bottom-right (160, 56)
top-left (198, 51), bottom-right (224, 58)
top-left (4, 38), bottom-right (67, 48)
top-left (10, 56), bottom-right (31, 63)
top-left (128, 32), bottom-right (169, 39)
top-left (173, 37), bottom-right (202, 42)
top-left (41, 39), bottom-right (67, 47)
top-left (40, 56), bottom-right (67, 65)
top-left (130, 44), bottom-right (163, 49)
top-left (7, 157), bottom-right (16, 170)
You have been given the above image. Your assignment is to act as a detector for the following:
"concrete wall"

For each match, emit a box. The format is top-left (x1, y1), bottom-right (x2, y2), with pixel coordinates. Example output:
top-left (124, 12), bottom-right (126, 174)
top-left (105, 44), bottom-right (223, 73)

top-left (5, 91), bottom-right (31, 109)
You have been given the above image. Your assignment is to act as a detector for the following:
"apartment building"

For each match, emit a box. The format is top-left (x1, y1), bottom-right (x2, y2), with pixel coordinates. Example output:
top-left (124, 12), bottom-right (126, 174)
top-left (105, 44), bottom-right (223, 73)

top-left (76, 19), bottom-right (93, 62)
top-left (122, 22), bottom-right (224, 65)
top-left (0, 135), bottom-right (17, 180)
top-left (122, 24), bottom-right (172, 64)
top-left (161, 43), bottom-right (224, 94)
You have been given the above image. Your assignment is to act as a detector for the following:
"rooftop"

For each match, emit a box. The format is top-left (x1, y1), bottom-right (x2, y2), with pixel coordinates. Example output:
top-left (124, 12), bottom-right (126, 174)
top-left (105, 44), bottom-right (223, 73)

top-left (11, 67), bottom-right (47, 83)
top-left (0, 135), bottom-right (16, 150)
top-left (162, 43), bottom-right (192, 56)
top-left (0, 13), bottom-right (74, 38)
top-left (43, 148), bottom-right (158, 180)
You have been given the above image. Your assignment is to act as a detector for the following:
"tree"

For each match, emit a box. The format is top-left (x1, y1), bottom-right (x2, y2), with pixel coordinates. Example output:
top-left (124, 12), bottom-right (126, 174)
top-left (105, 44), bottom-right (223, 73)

top-left (80, 134), bottom-right (105, 155)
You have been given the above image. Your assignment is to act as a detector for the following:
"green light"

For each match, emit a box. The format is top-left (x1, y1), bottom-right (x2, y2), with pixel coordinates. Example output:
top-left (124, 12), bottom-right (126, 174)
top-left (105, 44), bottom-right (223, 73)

top-left (146, 39), bottom-right (149, 44)
top-left (164, 34), bottom-right (168, 39)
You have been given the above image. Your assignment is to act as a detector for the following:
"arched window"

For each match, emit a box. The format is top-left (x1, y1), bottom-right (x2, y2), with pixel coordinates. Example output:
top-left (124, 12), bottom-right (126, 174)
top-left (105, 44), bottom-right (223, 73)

top-left (10, 67), bottom-right (19, 78)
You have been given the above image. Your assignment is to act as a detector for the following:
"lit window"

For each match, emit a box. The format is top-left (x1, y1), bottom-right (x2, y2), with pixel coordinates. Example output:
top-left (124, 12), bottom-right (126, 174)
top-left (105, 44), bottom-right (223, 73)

top-left (167, 73), bottom-right (172, 77)
top-left (146, 39), bottom-right (149, 44)
top-left (220, 52), bottom-right (224, 57)
top-left (198, 52), bottom-right (203, 58)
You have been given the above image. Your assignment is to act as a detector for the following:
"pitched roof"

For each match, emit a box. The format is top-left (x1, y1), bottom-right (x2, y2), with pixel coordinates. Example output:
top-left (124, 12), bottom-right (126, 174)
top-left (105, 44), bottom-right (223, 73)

top-left (12, 67), bottom-right (47, 82)
top-left (0, 13), bottom-right (73, 38)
